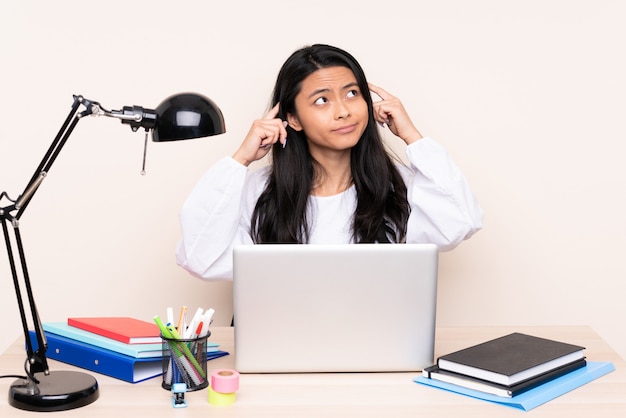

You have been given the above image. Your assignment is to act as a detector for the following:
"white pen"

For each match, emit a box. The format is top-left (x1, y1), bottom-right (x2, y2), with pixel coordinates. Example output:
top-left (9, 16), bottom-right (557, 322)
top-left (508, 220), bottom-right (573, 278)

top-left (204, 308), bottom-right (215, 326)
top-left (199, 308), bottom-right (215, 337)
top-left (184, 307), bottom-right (205, 339)
top-left (166, 307), bottom-right (174, 327)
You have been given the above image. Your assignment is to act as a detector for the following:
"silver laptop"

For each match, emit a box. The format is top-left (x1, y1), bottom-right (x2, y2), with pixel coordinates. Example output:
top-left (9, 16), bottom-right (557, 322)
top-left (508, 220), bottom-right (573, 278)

top-left (232, 243), bottom-right (439, 373)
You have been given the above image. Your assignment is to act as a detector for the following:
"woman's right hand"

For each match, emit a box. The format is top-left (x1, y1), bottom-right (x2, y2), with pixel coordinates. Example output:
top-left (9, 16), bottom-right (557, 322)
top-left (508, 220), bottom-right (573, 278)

top-left (233, 103), bottom-right (288, 167)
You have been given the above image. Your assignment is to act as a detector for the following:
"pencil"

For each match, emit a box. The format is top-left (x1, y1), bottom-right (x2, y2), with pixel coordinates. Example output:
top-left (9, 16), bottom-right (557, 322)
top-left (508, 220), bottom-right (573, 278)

top-left (176, 306), bottom-right (188, 334)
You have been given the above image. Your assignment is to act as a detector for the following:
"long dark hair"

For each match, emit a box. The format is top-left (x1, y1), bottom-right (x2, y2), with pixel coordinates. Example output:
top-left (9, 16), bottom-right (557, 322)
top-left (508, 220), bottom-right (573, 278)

top-left (251, 44), bottom-right (410, 243)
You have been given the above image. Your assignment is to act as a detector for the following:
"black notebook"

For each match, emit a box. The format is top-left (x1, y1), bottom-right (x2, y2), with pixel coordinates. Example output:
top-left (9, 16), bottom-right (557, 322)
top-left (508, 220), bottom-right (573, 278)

top-left (423, 358), bottom-right (587, 397)
top-left (436, 332), bottom-right (585, 386)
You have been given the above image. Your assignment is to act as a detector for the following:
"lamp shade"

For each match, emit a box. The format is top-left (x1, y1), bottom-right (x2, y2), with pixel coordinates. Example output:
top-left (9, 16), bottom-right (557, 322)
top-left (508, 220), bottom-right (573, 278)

top-left (152, 93), bottom-right (225, 142)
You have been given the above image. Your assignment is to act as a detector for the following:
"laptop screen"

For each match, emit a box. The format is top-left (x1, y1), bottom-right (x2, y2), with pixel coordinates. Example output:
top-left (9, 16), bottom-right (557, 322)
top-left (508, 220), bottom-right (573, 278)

top-left (233, 243), bottom-right (439, 373)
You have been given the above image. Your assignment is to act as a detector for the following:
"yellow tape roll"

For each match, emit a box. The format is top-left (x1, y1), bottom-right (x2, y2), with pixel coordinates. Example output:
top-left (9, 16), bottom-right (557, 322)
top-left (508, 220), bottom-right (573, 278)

top-left (208, 385), bottom-right (236, 406)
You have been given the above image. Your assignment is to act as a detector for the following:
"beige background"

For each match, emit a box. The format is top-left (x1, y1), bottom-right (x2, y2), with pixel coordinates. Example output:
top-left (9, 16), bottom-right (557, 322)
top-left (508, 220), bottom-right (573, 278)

top-left (1, 1), bottom-right (625, 360)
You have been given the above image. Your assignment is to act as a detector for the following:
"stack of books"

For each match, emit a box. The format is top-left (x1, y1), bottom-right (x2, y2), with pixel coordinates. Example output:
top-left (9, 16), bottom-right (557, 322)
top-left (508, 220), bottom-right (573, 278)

top-left (416, 332), bottom-right (615, 411)
top-left (30, 317), bottom-right (228, 383)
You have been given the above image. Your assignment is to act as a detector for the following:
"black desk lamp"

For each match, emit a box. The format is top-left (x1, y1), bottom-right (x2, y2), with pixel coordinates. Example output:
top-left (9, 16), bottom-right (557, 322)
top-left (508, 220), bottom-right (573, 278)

top-left (0, 93), bottom-right (225, 412)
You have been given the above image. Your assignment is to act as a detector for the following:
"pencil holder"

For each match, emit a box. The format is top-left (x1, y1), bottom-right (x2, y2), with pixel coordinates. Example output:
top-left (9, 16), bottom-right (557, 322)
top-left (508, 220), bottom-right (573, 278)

top-left (161, 331), bottom-right (210, 391)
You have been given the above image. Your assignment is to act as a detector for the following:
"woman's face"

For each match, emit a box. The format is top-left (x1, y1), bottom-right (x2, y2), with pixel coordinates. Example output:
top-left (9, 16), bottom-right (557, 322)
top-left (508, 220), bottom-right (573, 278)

top-left (287, 66), bottom-right (368, 157)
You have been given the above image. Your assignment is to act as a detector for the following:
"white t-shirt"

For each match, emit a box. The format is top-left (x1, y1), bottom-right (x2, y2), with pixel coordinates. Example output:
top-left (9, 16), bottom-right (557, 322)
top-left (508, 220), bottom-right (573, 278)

top-left (308, 188), bottom-right (356, 244)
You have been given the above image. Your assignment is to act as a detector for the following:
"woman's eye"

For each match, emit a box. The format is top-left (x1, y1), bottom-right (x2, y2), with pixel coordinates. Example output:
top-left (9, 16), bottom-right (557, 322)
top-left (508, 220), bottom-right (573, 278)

top-left (346, 89), bottom-right (359, 98)
top-left (314, 97), bottom-right (328, 105)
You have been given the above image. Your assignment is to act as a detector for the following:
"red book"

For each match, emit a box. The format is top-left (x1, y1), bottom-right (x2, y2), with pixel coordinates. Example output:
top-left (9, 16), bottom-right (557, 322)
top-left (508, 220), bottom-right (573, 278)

top-left (68, 317), bottom-right (162, 344)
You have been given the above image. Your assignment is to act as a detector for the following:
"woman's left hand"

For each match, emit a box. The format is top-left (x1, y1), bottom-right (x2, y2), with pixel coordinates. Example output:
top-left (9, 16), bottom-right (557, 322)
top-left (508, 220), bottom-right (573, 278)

top-left (369, 83), bottom-right (423, 145)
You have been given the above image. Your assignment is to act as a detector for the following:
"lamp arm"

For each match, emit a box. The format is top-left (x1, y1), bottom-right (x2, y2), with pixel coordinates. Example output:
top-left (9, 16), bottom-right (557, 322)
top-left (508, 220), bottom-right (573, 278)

top-left (0, 95), bottom-right (91, 381)
top-left (0, 94), bottom-right (154, 383)
top-left (1, 218), bottom-right (48, 381)
top-left (13, 96), bottom-right (83, 219)
top-left (12, 95), bottom-right (157, 218)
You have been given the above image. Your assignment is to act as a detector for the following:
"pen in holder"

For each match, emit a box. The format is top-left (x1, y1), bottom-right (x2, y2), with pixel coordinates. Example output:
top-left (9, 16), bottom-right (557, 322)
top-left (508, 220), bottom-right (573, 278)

top-left (161, 331), bottom-right (210, 391)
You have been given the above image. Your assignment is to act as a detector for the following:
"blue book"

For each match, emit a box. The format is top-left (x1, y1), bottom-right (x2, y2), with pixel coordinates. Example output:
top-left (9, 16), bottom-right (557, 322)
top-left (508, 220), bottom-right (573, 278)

top-left (29, 330), bottom-right (229, 383)
top-left (415, 361), bottom-right (615, 411)
top-left (42, 322), bottom-right (219, 358)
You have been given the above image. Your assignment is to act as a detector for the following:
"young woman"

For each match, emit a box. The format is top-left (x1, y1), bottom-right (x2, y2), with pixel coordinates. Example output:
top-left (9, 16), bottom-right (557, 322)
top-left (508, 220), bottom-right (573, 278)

top-left (176, 44), bottom-right (483, 280)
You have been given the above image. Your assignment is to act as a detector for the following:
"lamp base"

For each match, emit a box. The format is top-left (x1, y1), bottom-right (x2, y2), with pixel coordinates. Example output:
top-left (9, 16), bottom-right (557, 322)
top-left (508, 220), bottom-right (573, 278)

top-left (9, 370), bottom-right (99, 412)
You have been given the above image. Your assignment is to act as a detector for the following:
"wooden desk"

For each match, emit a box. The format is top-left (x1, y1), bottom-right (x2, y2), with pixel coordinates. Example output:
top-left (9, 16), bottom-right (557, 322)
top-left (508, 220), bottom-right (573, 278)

top-left (1, 326), bottom-right (624, 417)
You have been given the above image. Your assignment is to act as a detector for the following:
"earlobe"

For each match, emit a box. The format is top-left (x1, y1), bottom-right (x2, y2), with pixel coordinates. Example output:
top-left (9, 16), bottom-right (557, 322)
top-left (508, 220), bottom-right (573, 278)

top-left (287, 113), bottom-right (303, 131)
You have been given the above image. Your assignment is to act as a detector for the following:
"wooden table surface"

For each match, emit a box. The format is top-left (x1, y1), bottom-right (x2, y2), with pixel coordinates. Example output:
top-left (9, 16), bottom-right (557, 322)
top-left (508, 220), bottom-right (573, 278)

top-left (1, 325), bottom-right (624, 417)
